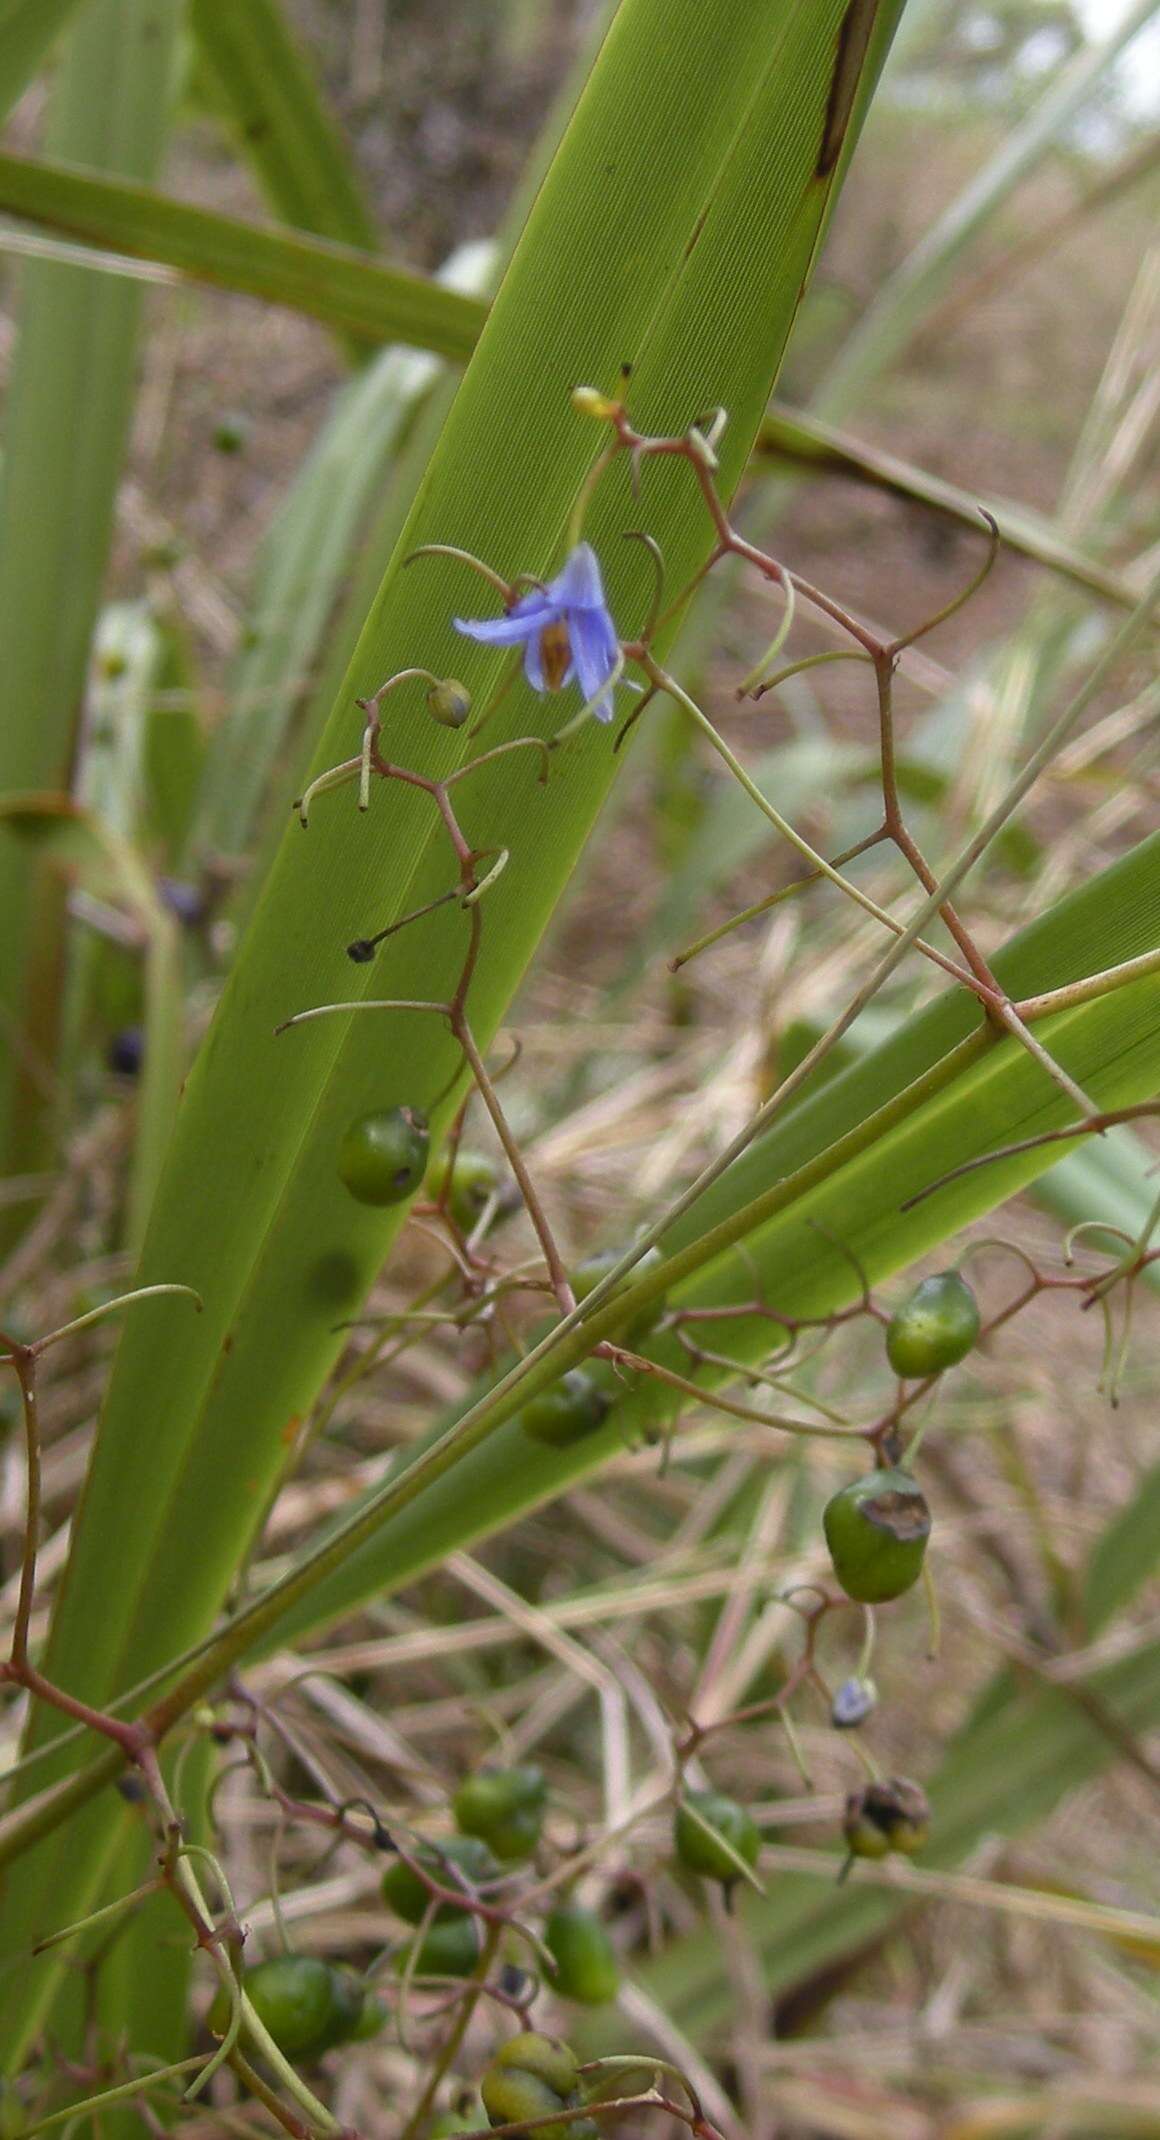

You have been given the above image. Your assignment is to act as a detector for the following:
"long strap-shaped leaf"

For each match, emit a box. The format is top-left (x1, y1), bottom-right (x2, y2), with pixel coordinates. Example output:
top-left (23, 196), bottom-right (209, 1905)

top-left (0, 0), bottom-right (185, 1219)
top-left (0, 0), bottom-right (908, 2066)
top-left (0, 147), bottom-right (481, 357)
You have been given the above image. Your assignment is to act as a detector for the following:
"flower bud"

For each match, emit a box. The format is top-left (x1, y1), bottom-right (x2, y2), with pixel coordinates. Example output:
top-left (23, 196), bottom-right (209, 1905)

top-left (830, 1675), bottom-right (878, 1730)
top-left (427, 678), bottom-right (472, 728)
top-left (570, 385), bottom-right (619, 421)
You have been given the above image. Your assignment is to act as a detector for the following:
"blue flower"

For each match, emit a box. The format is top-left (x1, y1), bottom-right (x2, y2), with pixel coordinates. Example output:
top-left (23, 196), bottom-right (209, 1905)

top-left (453, 542), bottom-right (621, 723)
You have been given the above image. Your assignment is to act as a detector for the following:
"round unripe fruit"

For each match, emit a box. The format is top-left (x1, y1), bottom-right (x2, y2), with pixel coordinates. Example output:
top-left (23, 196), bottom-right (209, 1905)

top-left (381, 1835), bottom-right (499, 1925)
top-left (823, 1468), bottom-right (931, 1603)
top-left (311, 1963), bottom-right (367, 2052)
top-left (481, 2034), bottom-right (597, 2140)
top-left (545, 1904), bottom-right (619, 2005)
top-left (350, 1987), bottom-right (386, 2041)
top-left (454, 1765), bottom-right (546, 1861)
top-left (843, 1777), bottom-right (930, 1860)
top-left (886, 1271), bottom-right (980, 1378)
top-left (208, 1955), bottom-right (343, 2060)
top-left (519, 1370), bottom-right (610, 1450)
top-left (571, 1246), bottom-right (667, 1341)
top-left (338, 1107), bottom-right (429, 1206)
top-left (395, 1915), bottom-right (481, 1978)
top-left (674, 1789), bottom-right (760, 1884)
top-left (428, 1148), bottom-right (501, 1232)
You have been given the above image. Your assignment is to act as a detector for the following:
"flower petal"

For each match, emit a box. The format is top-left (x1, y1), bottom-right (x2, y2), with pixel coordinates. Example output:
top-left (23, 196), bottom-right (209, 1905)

top-left (552, 541), bottom-right (607, 613)
top-left (567, 601), bottom-right (619, 721)
top-left (453, 600), bottom-right (552, 648)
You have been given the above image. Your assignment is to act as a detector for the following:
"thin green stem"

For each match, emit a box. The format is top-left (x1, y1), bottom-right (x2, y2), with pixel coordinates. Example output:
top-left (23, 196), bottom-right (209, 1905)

top-left (21, 1283), bottom-right (202, 1358)
top-left (749, 646), bottom-right (870, 700)
top-left (21, 2057), bottom-right (207, 2136)
top-left (649, 658), bottom-right (985, 995)
top-left (670, 829), bottom-right (887, 970)
top-left (618, 1348), bottom-right (868, 1442)
top-left (398, 1923), bottom-right (501, 2140)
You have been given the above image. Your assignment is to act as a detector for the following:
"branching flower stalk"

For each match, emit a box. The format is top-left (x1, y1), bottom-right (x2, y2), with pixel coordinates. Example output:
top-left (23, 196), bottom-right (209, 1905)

top-left (3, 386), bottom-right (1159, 2135)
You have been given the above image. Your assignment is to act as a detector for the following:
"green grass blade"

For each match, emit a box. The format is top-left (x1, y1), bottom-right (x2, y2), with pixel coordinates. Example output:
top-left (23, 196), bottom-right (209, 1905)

top-left (0, 0), bottom-right (86, 118)
top-left (0, 0), bottom-right (185, 1215)
top-left (190, 0), bottom-right (378, 250)
top-left (0, 147), bottom-right (482, 357)
top-left (0, 0), bottom-right (908, 2064)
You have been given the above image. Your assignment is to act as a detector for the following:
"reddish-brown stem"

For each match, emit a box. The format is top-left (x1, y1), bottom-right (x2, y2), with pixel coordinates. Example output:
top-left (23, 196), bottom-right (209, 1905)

top-left (1, 1337), bottom-right (40, 1673)
top-left (870, 649), bottom-right (1006, 1018)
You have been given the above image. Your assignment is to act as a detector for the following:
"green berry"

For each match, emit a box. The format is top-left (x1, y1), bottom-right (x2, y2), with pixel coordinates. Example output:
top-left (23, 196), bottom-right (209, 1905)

top-left (454, 1764), bottom-right (546, 1862)
top-left (822, 1468), bottom-right (931, 1603)
top-left (428, 1147), bottom-right (502, 1232)
top-left (395, 1915), bottom-right (481, 1978)
top-left (519, 1370), bottom-right (610, 1449)
top-left (338, 1107), bottom-right (429, 1206)
top-left (482, 1805), bottom-right (545, 1861)
top-left (886, 1271), bottom-right (980, 1378)
top-left (843, 1777), bottom-right (930, 1860)
top-left (673, 1789), bottom-right (760, 1884)
top-left (481, 2034), bottom-right (597, 2140)
top-left (545, 1904), bottom-right (619, 2005)
top-left (349, 1987), bottom-right (386, 2041)
top-left (381, 1835), bottom-right (499, 1926)
top-left (208, 1955), bottom-right (344, 2061)
top-left (310, 1963), bottom-right (367, 2052)
top-left (571, 1245), bottom-right (667, 1341)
